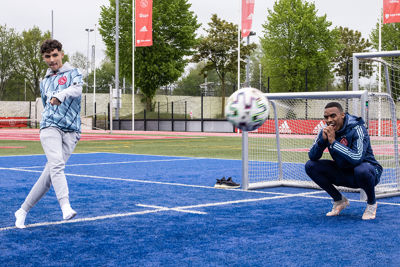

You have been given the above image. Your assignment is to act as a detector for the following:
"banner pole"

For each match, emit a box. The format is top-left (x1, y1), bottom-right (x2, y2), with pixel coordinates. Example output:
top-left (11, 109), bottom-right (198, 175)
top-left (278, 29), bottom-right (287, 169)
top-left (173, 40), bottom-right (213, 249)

top-left (115, 0), bottom-right (120, 128)
top-left (238, 0), bottom-right (241, 91)
top-left (132, 0), bottom-right (135, 131)
top-left (93, 24), bottom-right (97, 125)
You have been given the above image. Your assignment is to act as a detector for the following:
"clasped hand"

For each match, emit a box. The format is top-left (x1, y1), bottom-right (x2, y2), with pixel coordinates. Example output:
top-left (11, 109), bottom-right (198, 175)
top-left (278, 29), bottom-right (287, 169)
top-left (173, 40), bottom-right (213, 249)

top-left (323, 125), bottom-right (336, 144)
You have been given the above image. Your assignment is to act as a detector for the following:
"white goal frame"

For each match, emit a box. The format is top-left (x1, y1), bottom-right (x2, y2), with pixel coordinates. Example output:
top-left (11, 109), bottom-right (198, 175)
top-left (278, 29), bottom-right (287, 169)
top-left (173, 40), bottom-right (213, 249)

top-left (241, 89), bottom-right (400, 199)
top-left (353, 50), bottom-right (400, 93)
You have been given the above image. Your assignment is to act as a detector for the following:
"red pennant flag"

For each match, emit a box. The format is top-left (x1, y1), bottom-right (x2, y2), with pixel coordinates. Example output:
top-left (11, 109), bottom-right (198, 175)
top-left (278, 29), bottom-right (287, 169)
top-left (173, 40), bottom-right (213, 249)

top-left (241, 0), bottom-right (255, 38)
top-left (383, 0), bottom-right (400, 24)
top-left (135, 0), bottom-right (153, 46)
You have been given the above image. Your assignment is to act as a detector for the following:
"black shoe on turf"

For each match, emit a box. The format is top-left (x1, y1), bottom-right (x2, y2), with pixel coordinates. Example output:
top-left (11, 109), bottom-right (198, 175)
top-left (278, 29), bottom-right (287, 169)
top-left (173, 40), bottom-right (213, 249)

top-left (214, 177), bottom-right (226, 188)
top-left (216, 177), bottom-right (240, 189)
top-left (224, 177), bottom-right (240, 188)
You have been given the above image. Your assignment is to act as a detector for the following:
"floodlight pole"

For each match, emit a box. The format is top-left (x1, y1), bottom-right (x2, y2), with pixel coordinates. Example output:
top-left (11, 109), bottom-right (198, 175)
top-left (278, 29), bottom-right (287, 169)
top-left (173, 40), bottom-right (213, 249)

top-left (245, 31), bottom-right (256, 87)
top-left (115, 0), bottom-right (120, 123)
top-left (85, 28), bottom-right (94, 94)
top-left (51, 10), bottom-right (54, 39)
top-left (132, 0), bottom-right (135, 131)
top-left (93, 24), bottom-right (97, 126)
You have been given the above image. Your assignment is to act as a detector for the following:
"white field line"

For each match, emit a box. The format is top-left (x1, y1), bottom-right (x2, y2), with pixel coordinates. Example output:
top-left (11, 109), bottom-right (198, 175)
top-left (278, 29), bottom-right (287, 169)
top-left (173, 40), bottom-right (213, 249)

top-left (1, 188), bottom-right (400, 231)
top-left (136, 204), bottom-right (207, 215)
top-left (0, 166), bottom-right (320, 196)
top-left (0, 208), bottom-right (167, 231)
top-left (12, 158), bottom-right (195, 169)
top-left (2, 166), bottom-right (400, 205)
top-left (0, 192), bottom-right (327, 231)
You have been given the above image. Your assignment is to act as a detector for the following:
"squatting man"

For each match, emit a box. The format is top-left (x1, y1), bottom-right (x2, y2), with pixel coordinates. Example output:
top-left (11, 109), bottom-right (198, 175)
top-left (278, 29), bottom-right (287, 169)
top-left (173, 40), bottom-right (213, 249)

top-left (305, 102), bottom-right (382, 220)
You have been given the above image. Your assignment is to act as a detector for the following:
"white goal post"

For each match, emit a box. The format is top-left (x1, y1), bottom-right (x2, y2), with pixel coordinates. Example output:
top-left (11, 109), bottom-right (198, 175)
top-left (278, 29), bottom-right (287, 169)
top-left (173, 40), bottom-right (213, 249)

top-left (241, 90), bottom-right (400, 199)
top-left (353, 50), bottom-right (400, 93)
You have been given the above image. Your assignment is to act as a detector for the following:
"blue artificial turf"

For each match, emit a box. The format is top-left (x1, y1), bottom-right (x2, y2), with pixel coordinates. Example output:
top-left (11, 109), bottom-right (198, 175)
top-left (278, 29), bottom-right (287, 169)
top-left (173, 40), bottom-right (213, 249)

top-left (1, 153), bottom-right (400, 266)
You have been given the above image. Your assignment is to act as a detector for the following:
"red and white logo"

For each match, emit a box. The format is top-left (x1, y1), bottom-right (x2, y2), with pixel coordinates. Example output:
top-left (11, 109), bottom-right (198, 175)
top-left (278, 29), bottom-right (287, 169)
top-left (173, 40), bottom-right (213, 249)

top-left (140, 26), bottom-right (148, 32)
top-left (339, 137), bottom-right (348, 146)
top-left (313, 121), bottom-right (327, 134)
top-left (58, 76), bottom-right (67, 85)
top-left (279, 121), bottom-right (292, 134)
top-left (140, 0), bottom-right (148, 8)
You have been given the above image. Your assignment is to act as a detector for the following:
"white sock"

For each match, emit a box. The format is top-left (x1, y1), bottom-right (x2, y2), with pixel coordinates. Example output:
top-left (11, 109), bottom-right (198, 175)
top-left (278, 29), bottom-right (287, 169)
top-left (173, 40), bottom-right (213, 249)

top-left (15, 208), bottom-right (27, 229)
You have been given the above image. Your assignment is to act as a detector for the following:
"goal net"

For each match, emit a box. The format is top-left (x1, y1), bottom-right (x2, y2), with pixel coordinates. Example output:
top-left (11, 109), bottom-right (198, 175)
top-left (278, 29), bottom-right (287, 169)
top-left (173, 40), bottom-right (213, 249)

top-left (352, 50), bottom-right (400, 198)
top-left (242, 52), bottom-right (400, 198)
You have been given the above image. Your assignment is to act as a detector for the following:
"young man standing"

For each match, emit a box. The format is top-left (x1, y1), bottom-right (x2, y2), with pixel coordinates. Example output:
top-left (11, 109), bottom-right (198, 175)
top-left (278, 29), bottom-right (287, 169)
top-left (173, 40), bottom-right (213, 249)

top-left (14, 39), bottom-right (83, 228)
top-left (305, 102), bottom-right (383, 220)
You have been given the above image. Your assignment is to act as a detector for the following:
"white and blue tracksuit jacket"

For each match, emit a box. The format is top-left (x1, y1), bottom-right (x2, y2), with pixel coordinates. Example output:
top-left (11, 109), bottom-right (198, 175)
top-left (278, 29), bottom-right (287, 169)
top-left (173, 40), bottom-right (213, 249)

top-left (309, 114), bottom-right (383, 177)
top-left (40, 62), bottom-right (83, 133)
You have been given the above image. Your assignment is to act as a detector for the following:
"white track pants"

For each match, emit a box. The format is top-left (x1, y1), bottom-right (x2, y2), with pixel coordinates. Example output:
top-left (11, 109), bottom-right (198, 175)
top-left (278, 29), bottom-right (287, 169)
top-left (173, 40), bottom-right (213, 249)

top-left (21, 127), bottom-right (80, 212)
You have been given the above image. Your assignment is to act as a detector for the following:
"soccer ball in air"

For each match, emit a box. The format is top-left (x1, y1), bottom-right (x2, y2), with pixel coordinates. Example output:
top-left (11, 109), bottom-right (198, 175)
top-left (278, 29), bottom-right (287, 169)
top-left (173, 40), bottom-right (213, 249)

top-left (225, 87), bottom-right (269, 131)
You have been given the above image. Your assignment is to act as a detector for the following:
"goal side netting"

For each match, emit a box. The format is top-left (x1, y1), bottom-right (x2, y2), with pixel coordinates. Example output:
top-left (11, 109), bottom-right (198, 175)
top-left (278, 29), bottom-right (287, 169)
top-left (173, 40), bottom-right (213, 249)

top-left (242, 88), bottom-right (400, 198)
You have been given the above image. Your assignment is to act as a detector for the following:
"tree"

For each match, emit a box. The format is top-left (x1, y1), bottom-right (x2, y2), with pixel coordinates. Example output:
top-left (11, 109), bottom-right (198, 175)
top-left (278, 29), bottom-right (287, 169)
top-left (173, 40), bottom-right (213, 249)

top-left (173, 62), bottom-right (219, 96)
top-left (173, 64), bottom-right (206, 96)
top-left (70, 52), bottom-right (88, 74)
top-left (333, 26), bottom-right (372, 90)
top-left (248, 46), bottom-right (265, 91)
top-left (16, 27), bottom-right (51, 98)
top-left (370, 22), bottom-right (400, 51)
top-left (87, 57), bottom-right (120, 93)
top-left (193, 14), bottom-right (256, 117)
top-left (70, 51), bottom-right (90, 92)
top-left (260, 0), bottom-right (338, 92)
top-left (99, 0), bottom-right (200, 110)
top-left (0, 25), bottom-right (19, 100)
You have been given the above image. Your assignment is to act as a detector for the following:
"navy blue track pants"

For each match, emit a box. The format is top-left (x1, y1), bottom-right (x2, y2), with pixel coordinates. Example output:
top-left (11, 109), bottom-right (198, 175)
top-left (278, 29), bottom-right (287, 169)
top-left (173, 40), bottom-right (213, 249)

top-left (305, 160), bottom-right (380, 204)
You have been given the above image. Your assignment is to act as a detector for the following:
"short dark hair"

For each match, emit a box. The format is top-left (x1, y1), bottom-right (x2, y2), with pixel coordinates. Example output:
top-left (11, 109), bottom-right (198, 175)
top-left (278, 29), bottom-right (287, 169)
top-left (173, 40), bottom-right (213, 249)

top-left (325, 102), bottom-right (343, 112)
top-left (40, 39), bottom-right (62, 54)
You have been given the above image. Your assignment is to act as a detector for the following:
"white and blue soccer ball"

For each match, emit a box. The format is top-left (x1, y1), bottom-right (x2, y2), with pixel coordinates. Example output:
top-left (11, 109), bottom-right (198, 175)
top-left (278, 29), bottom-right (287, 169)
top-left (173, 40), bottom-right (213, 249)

top-left (225, 87), bottom-right (269, 131)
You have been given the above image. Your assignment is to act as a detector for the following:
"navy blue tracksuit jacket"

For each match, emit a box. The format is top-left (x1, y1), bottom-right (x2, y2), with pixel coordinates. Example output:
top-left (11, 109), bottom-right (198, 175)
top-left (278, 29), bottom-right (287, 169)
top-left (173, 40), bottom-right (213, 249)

top-left (308, 113), bottom-right (383, 179)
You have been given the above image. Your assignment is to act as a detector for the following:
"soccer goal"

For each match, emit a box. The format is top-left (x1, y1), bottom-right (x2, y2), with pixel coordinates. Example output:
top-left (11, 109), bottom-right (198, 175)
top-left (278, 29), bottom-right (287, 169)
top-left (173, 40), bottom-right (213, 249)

top-left (241, 88), bottom-right (400, 198)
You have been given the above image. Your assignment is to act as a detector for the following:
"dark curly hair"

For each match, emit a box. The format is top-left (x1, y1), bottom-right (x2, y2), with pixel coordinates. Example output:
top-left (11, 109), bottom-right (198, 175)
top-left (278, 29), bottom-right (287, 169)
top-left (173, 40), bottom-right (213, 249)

top-left (40, 39), bottom-right (63, 54)
top-left (325, 102), bottom-right (343, 112)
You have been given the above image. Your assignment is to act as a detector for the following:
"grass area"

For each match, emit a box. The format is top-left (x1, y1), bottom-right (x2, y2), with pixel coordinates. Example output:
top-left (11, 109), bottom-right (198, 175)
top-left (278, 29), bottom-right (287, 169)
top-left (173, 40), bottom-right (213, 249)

top-left (76, 136), bottom-right (243, 159)
top-left (0, 134), bottom-right (315, 163)
top-left (0, 136), bottom-right (243, 159)
top-left (0, 140), bottom-right (44, 156)
top-left (4, 133), bottom-right (392, 166)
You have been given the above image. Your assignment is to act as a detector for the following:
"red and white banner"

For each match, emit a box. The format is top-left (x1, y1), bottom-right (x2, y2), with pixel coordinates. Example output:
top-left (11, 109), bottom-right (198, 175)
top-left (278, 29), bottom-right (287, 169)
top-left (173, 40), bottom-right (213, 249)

top-left (241, 0), bottom-right (255, 38)
top-left (135, 0), bottom-right (153, 47)
top-left (383, 0), bottom-right (400, 24)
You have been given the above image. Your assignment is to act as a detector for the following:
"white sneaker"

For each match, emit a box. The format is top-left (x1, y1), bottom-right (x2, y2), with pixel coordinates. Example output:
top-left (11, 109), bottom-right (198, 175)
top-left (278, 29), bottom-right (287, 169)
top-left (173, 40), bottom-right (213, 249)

top-left (326, 196), bottom-right (349, 216)
top-left (62, 205), bottom-right (77, 220)
top-left (362, 203), bottom-right (377, 220)
top-left (15, 209), bottom-right (27, 229)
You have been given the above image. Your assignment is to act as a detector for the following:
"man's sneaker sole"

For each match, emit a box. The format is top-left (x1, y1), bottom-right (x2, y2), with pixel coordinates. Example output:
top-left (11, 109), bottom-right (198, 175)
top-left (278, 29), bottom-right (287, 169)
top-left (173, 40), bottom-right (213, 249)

top-left (214, 184), bottom-right (240, 189)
